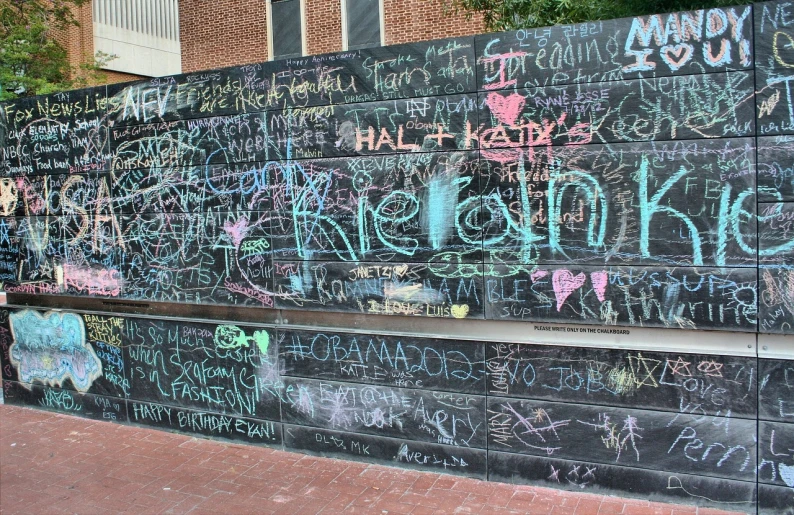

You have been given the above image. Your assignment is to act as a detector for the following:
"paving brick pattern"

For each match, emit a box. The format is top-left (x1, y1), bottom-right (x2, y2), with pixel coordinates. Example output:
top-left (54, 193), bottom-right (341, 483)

top-left (0, 405), bottom-right (747, 514)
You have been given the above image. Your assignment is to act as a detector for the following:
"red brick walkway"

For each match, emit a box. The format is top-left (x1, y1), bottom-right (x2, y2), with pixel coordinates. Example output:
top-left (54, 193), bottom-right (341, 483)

top-left (0, 405), bottom-right (746, 515)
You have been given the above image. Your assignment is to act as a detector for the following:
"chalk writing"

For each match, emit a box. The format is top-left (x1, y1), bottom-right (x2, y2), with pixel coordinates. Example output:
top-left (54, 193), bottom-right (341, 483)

top-left (281, 329), bottom-right (485, 393)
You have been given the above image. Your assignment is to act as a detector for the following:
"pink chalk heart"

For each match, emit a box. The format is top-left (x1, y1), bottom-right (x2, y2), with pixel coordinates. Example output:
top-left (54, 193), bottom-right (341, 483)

top-left (590, 271), bottom-right (608, 303)
top-left (552, 269), bottom-right (586, 311)
top-left (530, 270), bottom-right (549, 283)
top-left (660, 43), bottom-right (693, 72)
top-left (223, 216), bottom-right (249, 248)
top-left (486, 92), bottom-right (525, 126)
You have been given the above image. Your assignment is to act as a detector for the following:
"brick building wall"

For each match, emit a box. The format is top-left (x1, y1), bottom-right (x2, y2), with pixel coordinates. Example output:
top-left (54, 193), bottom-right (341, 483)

top-left (305, 0), bottom-right (342, 56)
top-left (101, 70), bottom-right (148, 85)
top-left (179, 0), bottom-right (270, 73)
top-left (53, 1), bottom-right (485, 81)
top-left (383, 0), bottom-right (485, 45)
top-left (53, 4), bottom-right (93, 70)
top-left (179, 0), bottom-right (485, 73)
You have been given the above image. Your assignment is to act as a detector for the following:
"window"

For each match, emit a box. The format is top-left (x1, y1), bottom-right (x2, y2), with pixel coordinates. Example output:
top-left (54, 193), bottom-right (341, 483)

top-left (270, 0), bottom-right (303, 60)
top-left (343, 0), bottom-right (382, 50)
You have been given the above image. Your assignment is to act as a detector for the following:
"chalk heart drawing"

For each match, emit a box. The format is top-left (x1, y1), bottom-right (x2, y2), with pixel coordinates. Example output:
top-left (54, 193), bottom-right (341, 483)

top-left (780, 463), bottom-right (794, 488)
top-left (223, 216), bottom-right (250, 248)
top-left (9, 310), bottom-right (102, 392)
top-left (451, 304), bottom-right (470, 319)
top-left (486, 92), bottom-right (525, 126)
top-left (552, 270), bottom-right (586, 311)
top-left (660, 43), bottom-right (693, 71)
top-left (590, 271), bottom-right (608, 303)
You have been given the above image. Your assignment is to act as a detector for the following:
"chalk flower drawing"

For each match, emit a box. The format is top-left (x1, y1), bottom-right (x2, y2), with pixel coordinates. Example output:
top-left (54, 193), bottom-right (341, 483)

top-left (9, 310), bottom-right (102, 391)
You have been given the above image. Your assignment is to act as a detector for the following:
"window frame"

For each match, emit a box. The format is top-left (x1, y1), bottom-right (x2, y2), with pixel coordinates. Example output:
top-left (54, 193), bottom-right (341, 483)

top-left (267, 0), bottom-right (307, 61)
top-left (340, 0), bottom-right (385, 51)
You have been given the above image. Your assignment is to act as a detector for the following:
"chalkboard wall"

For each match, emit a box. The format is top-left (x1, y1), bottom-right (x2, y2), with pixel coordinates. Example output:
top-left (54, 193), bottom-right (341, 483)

top-left (1, 306), bottom-right (791, 512)
top-left (1, 1), bottom-right (794, 512)
top-left (0, 1), bottom-right (792, 335)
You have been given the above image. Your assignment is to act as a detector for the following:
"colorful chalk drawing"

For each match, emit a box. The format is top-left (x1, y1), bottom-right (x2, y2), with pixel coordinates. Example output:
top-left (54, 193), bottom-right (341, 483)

top-left (552, 269), bottom-right (586, 311)
top-left (780, 463), bottom-right (794, 488)
top-left (9, 310), bottom-right (102, 391)
top-left (215, 325), bottom-right (270, 354)
top-left (0, 6), bottom-right (789, 331)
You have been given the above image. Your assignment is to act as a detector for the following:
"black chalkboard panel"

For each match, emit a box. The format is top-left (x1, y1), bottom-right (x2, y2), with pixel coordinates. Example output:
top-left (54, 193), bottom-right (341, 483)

top-left (128, 401), bottom-right (282, 446)
top-left (484, 264), bottom-right (758, 331)
top-left (12, 173), bottom-right (113, 217)
top-left (8, 214), bottom-right (124, 297)
top-left (758, 135), bottom-right (794, 201)
top-left (488, 450), bottom-right (756, 507)
top-left (269, 151), bottom-right (482, 263)
top-left (52, 215), bottom-right (124, 293)
top-left (113, 162), bottom-right (274, 214)
top-left (109, 112), bottom-right (285, 171)
top-left (105, 38), bottom-right (478, 122)
top-left (479, 138), bottom-right (756, 267)
top-left (4, 309), bottom-right (125, 398)
top-left (760, 266), bottom-right (794, 333)
top-left (287, 94), bottom-right (478, 159)
top-left (0, 102), bottom-right (5, 158)
top-left (6, 310), bottom-right (128, 398)
top-left (756, 0), bottom-right (794, 136)
top-left (759, 202), bottom-right (794, 264)
top-left (486, 343), bottom-right (757, 417)
top-left (124, 317), bottom-right (227, 413)
top-left (283, 423), bottom-right (487, 478)
top-left (81, 313), bottom-right (129, 398)
top-left (281, 377), bottom-right (486, 448)
top-left (123, 317), bottom-right (281, 421)
top-left (0, 87), bottom-right (110, 176)
top-left (274, 260), bottom-right (484, 318)
top-left (2, 380), bottom-right (128, 423)
top-left (6, 215), bottom-right (59, 295)
top-left (213, 322), bottom-right (282, 420)
top-left (475, 6), bottom-right (753, 90)
top-left (280, 328), bottom-right (486, 393)
top-left (477, 72), bottom-right (755, 148)
top-left (487, 397), bottom-right (756, 481)
top-left (120, 211), bottom-right (274, 307)
top-left (0, 309), bottom-right (15, 382)
top-left (759, 358), bottom-right (794, 422)
top-left (758, 202), bottom-right (794, 330)
top-left (107, 65), bottom-right (271, 125)
top-left (759, 420), bottom-right (794, 488)
top-left (0, 217), bottom-right (18, 285)
top-left (759, 482), bottom-right (794, 514)
top-left (267, 38), bottom-right (477, 109)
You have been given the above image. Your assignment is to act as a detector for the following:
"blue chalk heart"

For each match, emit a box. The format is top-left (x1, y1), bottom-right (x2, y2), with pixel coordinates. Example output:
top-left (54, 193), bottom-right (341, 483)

top-left (779, 463), bottom-right (794, 488)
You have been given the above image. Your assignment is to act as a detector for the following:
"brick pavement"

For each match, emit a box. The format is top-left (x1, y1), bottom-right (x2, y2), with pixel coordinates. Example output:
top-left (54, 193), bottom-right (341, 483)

top-left (0, 405), bottom-right (747, 515)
